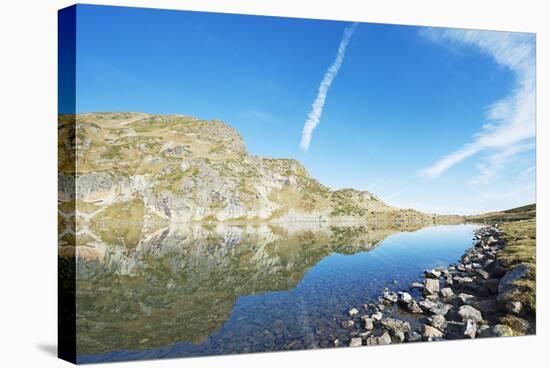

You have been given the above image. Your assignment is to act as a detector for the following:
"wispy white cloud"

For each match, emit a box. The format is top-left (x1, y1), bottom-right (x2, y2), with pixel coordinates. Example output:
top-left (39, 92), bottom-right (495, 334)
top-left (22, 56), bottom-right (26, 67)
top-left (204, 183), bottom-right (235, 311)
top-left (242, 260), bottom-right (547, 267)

top-left (300, 22), bottom-right (358, 152)
top-left (469, 142), bottom-right (535, 184)
top-left (418, 29), bottom-right (536, 180)
top-left (245, 109), bottom-right (280, 123)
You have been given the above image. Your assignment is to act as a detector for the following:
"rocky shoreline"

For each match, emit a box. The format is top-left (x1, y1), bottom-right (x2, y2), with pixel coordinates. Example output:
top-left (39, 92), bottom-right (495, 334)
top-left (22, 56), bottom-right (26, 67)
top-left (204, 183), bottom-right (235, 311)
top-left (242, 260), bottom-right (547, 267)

top-left (336, 225), bottom-right (534, 347)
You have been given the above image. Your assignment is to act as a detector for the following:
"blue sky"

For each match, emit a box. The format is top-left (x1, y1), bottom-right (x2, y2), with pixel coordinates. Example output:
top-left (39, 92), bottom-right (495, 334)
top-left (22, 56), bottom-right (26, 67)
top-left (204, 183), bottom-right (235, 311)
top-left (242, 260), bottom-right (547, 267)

top-left (73, 5), bottom-right (536, 215)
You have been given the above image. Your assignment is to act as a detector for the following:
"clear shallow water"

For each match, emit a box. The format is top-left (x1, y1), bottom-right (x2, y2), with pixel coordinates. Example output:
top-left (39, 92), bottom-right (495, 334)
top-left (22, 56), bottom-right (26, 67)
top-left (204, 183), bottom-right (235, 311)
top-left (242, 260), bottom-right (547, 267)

top-left (78, 223), bottom-right (478, 363)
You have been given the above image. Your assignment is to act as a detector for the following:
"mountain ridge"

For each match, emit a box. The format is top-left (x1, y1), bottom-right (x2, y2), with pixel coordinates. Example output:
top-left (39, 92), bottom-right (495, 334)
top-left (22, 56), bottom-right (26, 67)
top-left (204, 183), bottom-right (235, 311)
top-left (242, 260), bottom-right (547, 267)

top-left (58, 112), bottom-right (449, 237)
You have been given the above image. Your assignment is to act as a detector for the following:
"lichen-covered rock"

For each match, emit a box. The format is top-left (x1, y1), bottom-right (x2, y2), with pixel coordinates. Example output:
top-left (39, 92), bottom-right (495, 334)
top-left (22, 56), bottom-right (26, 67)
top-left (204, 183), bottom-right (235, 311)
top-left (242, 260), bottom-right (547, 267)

top-left (478, 324), bottom-right (514, 338)
top-left (497, 264), bottom-right (529, 303)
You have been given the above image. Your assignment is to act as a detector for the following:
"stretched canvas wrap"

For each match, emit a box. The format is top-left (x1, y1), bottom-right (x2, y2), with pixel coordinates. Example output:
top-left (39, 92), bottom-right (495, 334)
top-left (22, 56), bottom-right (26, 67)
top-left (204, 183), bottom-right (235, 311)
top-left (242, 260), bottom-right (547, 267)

top-left (58, 4), bottom-right (536, 364)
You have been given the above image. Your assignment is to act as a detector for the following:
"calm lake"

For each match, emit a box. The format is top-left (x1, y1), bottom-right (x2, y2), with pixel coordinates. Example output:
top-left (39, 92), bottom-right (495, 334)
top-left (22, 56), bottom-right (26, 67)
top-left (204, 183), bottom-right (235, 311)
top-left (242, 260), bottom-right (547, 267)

top-left (77, 223), bottom-right (479, 363)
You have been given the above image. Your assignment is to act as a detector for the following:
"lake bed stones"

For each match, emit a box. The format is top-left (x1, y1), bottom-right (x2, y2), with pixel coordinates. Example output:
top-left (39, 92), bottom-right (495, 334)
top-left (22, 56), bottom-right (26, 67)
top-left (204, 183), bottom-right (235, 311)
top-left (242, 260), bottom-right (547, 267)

top-left (361, 316), bottom-right (374, 330)
top-left (365, 331), bottom-right (392, 346)
top-left (380, 318), bottom-right (411, 333)
top-left (341, 320), bottom-right (355, 329)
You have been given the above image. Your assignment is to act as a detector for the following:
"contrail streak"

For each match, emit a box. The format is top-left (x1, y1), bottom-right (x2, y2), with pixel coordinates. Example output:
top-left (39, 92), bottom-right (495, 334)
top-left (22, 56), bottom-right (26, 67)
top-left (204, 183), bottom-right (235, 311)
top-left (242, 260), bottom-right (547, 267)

top-left (300, 22), bottom-right (358, 152)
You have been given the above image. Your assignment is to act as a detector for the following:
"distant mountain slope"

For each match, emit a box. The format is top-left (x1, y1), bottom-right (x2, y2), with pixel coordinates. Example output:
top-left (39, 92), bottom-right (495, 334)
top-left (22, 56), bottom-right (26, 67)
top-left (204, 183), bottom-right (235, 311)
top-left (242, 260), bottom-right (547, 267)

top-left (59, 113), bottom-right (434, 232)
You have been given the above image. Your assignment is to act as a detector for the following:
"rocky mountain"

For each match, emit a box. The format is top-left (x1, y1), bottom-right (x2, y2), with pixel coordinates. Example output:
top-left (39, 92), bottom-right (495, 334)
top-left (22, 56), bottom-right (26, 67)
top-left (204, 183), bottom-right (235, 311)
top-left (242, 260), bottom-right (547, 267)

top-left (58, 112), bottom-right (435, 246)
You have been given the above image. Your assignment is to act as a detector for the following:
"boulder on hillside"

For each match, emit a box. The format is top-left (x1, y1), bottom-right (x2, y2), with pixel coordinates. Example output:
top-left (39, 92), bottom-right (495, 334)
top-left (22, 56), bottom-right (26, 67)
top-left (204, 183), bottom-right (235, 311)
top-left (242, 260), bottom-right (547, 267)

top-left (497, 264), bottom-right (529, 303)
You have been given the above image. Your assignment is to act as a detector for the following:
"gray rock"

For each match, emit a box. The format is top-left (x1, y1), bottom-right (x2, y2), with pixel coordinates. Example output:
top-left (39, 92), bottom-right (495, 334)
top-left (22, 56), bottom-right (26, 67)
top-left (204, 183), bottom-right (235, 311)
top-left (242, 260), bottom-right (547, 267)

top-left (405, 331), bottom-right (422, 342)
top-left (425, 294), bottom-right (439, 301)
top-left (361, 316), bottom-right (374, 330)
top-left (359, 331), bottom-right (372, 339)
top-left (424, 278), bottom-right (440, 295)
top-left (371, 311), bottom-right (383, 321)
top-left (334, 339), bottom-right (341, 347)
top-left (406, 300), bottom-right (424, 314)
top-left (478, 324), bottom-right (514, 338)
top-left (484, 260), bottom-right (498, 274)
top-left (398, 291), bottom-right (413, 304)
top-left (472, 299), bottom-right (501, 314)
top-left (457, 293), bottom-right (475, 304)
top-left (391, 329), bottom-right (405, 343)
top-left (341, 320), bottom-right (355, 329)
top-left (485, 260), bottom-right (506, 278)
top-left (383, 290), bottom-right (398, 303)
top-left (419, 300), bottom-right (453, 316)
top-left (349, 337), bottom-right (363, 347)
top-left (428, 314), bottom-right (446, 330)
top-left (498, 264), bottom-right (529, 302)
top-left (464, 320), bottom-right (477, 338)
top-left (458, 305), bottom-right (483, 323)
top-left (421, 324), bottom-right (444, 339)
top-left (477, 269), bottom-right (490, 280)
top-left (366, 331), bottom-right (392, 346)
top-left (478, 324), bottom-right (490, 336)
top-left (425, 269), bottom-right (442, 279)
top-left (380, 318), bottom-right (412, 333)
top-left (454, 276), bottom-right (474, 284)
top-left (498, 264), bottom-right (529, 294)
top-left (349, 307), bottom-right (359, 317)
top-left (485, 278), bottom-right (500, 294)
top-left (505, 301), bottom-right (523, 315)
top-left (440, 287), bottom-right (454, 299)
top-left (410, 282), bottom-right (424, 289)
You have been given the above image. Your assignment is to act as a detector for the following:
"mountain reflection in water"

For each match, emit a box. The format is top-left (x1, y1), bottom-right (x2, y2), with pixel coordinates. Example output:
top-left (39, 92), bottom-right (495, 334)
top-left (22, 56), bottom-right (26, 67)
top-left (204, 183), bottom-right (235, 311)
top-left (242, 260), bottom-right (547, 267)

top-left (74, 221), bottom-right (477, 362)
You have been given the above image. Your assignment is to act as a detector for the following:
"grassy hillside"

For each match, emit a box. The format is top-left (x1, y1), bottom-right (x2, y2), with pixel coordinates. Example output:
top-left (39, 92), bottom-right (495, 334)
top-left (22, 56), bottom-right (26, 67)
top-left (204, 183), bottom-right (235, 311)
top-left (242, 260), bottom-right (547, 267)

top-left (468, 203), bottom-right (536, 332)
top-left (467, 203), bottom-right (536, 224)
